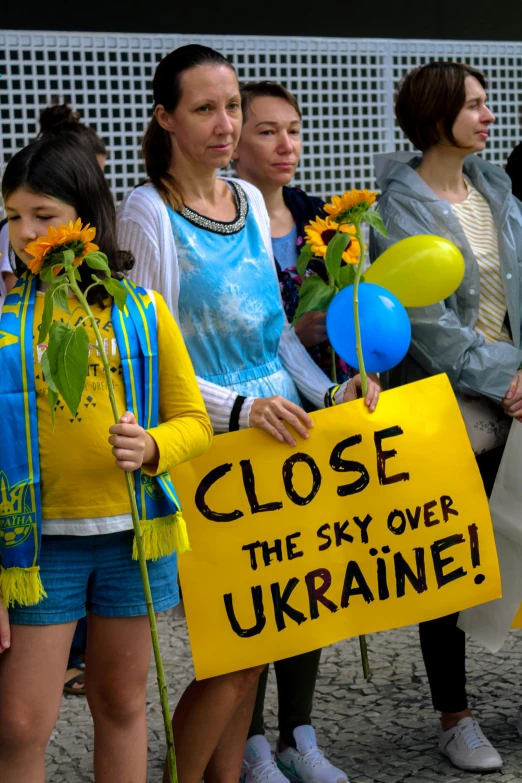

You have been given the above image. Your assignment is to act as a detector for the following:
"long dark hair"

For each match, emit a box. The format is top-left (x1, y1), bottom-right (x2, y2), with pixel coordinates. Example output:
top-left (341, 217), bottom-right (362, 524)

top-left (142, 44), bottom-right (236, 210)
top-left (2, 134), bottom-right (133, 305)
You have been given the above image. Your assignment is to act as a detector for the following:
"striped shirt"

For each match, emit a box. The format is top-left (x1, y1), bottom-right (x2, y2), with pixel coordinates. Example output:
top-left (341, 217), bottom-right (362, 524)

top-left (451, 182), bottom-right (512, 345)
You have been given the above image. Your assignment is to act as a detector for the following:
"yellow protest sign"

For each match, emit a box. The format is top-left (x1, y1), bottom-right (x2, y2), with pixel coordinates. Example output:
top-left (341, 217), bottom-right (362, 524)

top-left (173, 375), bottom-right (501, 680)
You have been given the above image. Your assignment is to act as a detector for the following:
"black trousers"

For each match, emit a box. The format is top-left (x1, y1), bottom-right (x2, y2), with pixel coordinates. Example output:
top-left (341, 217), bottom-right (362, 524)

top-left (419, 446), bottom-right (504, 712)
top-left (248, 648), bottom-right (321, 746)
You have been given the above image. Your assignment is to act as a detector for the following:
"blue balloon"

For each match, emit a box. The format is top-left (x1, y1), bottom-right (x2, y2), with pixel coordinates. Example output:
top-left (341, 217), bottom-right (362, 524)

top-left (326, 282), bottom-right (411, 373)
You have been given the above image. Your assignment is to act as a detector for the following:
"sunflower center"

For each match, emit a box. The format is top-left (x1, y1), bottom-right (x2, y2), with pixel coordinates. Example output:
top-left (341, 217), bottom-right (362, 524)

top-left (321, 229), bottom-right (337, 244)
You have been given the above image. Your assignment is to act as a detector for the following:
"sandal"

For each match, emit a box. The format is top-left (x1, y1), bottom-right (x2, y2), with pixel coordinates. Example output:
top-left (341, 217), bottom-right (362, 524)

top-left (64, 660), bottom-right (85, 695)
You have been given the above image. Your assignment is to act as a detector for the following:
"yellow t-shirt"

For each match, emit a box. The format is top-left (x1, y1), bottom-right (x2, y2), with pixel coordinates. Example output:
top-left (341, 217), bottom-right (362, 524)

top-left (33, 289), bottom-right (212, 520)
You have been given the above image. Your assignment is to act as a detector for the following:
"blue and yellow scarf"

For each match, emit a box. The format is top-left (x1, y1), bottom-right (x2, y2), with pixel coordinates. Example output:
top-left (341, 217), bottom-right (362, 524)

top-left (0, 274), bottom-right (188, 608)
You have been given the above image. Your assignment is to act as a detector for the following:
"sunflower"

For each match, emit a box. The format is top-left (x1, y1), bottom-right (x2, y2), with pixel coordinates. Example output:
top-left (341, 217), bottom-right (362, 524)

top-left (340, 226), bottom-right (361, 264)
top-left (304, 216), bottom-right (361, 265)
top-left (324, 189), bottom-right (378, 219)
top-left (25, 218), bottom-right (98, 275)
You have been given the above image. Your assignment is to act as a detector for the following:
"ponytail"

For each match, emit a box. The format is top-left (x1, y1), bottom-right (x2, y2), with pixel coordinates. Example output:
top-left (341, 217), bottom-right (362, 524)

top-left (142, 115), bottom-right (185, 211)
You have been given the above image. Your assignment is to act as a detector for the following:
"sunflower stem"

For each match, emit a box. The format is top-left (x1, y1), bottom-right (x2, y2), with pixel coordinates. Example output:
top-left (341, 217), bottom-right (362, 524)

top-left (359, 634), bottom-right (371, 680)
top-left (330, 346), bottom-right (337, 384)
top-left (65, 271), bottom-right (177, 783)
top-left (351, 220), bottom-right (370, 680)
top-left (353, 220), bottom-right (368, 397)
top-left (326, 272), bottom-right (339, 384)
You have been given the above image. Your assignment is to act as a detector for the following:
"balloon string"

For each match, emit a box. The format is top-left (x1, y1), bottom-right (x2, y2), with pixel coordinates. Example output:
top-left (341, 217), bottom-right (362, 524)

top-left (353, 220), bottom-right (368, 397)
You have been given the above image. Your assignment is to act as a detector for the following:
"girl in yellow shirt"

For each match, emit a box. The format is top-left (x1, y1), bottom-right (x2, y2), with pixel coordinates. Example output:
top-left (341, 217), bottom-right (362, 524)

top-left (0, 133), bottom-right (212, 782)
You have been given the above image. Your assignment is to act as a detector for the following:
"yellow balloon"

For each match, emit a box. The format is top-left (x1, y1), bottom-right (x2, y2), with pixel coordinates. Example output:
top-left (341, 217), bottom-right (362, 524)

top-left (365, 235), bottom-right (465, 307)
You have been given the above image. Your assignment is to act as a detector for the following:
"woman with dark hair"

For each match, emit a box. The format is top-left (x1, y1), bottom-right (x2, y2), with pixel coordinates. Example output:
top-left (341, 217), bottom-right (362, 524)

top-left (118, 44), bottom-right (379, 783)
top-left (233, 80), bottom-right (350, 783)
top-left (0, 133), bottom-right (212, 782)
top-left (38, 102), bottom-right (108, 168)
top-left (372, 60), bottom-right (522, 773)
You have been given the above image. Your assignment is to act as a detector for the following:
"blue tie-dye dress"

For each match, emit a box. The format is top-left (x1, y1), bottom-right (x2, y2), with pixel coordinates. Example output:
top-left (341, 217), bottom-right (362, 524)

top-left (168, 182), bottom-right (301, 404)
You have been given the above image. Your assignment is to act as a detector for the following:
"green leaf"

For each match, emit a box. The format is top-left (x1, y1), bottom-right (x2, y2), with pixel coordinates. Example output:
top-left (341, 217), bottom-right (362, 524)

top-left (40, 349), bottom-right (57, 392)
top-left (38, 290), bottom-right (55, 343)
top-left (49, 275), bottom-right (66, 291)
top-left (339, 263), bottom-right (357, 288)
top-left (40, 265), bottom-right (56, 283)
top-left (362, 210), bottom-right (388, 238)
top-left (48, 387), bottom-right (59, 429)
top-left (62, 248), bottom-right (75, 269)
top-left (325, 231), bottom-right (351, 283)
top-left (74, 267), bottom-right (82, 281)
top-left (85, 251), bottom-right (110, 272)
top-left (53, 286), bottom-right (70, 315)
top-left (47, 322), bottom-right (72, 381)
top-left (296, 243), bottom-right (313, 281)
top-left (291, 274), bottom-right (337, 325)
top-left (54, 325), bottom-right (90, 416)
top-left (103, 277), bottom-right (127, 311)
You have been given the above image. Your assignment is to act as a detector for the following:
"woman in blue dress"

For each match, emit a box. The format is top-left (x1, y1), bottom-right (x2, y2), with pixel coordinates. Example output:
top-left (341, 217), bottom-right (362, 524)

top-left (118, 44), bottom-right (380, 783)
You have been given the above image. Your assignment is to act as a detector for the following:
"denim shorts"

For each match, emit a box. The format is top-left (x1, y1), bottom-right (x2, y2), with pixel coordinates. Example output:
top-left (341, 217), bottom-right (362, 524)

top-left (9, 530), bottom-right (179, 625)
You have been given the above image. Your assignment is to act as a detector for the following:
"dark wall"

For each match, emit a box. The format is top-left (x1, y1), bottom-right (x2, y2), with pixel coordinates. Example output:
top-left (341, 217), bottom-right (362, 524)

top-left (3, 0), bottom-right (522, 41)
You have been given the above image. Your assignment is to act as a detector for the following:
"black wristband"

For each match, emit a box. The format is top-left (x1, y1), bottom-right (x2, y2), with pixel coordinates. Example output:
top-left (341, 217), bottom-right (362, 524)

top-left (324, 384), bottom-right (341, 408)
top-left (229, 395), bottom-right (247, 431)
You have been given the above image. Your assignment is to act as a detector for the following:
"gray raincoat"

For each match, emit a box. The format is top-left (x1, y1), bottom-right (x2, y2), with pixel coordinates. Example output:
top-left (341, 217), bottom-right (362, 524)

top-left (371, 151), bottom-right (522, 401)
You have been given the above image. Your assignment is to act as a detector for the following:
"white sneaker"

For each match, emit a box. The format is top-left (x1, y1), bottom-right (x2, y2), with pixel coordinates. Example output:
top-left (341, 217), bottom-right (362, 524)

top-left (275, 726), bottom-right (348, 783)
top-left (439, 717), bottom-right (503, 772)
top-left (242, 735), bottom-right (289, 783)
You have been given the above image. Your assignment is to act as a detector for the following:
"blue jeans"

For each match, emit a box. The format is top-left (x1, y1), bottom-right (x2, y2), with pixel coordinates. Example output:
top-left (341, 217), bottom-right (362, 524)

top-left (9, 530), bottom-right (179, 625)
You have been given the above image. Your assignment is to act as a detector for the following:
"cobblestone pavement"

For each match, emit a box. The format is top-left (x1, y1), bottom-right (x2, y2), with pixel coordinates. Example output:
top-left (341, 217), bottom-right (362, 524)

top-left (48, 613), bottom-right (522, 782)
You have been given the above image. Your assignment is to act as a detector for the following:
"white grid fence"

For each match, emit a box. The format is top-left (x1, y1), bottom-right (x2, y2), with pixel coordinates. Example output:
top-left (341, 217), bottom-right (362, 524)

top-left (1, 31), bottom-right (522, 203)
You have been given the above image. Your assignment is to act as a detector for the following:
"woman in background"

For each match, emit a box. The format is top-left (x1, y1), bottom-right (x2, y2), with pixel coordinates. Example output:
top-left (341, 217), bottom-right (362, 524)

top-left (372, 60), bottom-right (522, 774)
top-left (38, 102), bottom-right (107, 168)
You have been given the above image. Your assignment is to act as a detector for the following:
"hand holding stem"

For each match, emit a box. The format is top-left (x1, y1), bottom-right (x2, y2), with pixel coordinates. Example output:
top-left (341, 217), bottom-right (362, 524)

top-left (109, 411), bottom-right (160, 472)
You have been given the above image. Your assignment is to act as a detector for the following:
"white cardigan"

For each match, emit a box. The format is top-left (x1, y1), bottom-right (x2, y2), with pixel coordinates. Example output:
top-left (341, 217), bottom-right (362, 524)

top-left (117, 179), bottom-right (345, 432)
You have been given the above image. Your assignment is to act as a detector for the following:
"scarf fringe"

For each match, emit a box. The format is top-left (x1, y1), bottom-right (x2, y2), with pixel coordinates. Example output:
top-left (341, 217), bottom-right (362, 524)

top-left (0, 566), bottom-right (47, 608)
top-left (132, 513), bottom-right (191, 561)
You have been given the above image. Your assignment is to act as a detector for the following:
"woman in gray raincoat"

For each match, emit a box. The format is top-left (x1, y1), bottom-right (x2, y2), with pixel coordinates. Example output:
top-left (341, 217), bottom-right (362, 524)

top-left (372, 61), bottom-right (522, 774)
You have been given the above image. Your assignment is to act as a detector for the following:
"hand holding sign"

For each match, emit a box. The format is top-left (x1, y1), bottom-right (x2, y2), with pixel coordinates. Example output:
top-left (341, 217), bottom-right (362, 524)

top-left (342, 374), bottom-right (380, 411)
top-left (250, 397), bottom-right (313, 447)
top-left (173, 375), bottom-right (500, 680)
